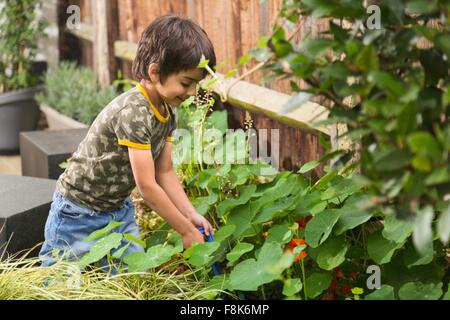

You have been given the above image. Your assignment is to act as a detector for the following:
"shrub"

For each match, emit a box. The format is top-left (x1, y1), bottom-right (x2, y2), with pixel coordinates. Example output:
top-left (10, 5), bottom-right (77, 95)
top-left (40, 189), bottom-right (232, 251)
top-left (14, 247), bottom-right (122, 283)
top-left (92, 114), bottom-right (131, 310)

top-left (36, 61), bottom-right (119, 125)
top-left (0, 0), bottom-right (47, 94)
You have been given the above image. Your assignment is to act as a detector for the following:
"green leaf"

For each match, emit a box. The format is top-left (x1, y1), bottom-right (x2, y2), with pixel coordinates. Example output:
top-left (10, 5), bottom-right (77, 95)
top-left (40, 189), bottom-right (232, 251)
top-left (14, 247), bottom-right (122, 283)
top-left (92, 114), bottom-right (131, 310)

top-left (111, 243), bottom-right (131, 260)
top-left (298, 160), bottom-right (320, 174)
top-left (382, 214), bottom-right (413, 244)
top-left (239, 53), bottom-right (252, 66)
top-left (300, 38), bottom-right (336, 56)
top-left (197, 54), bottom-right (209, 68)
top-left (225, 69), bottom-right (238, 79)
top-left (412, 206), bottom-right (434, 255)
top-left (205, 110), bottom-right (228, 134)
top-left (253, 194), bottom-right (299, 223)
top-left (266, 223), bottom-right (292, 244)
top-left (313, 169), bottom-right (338, 189)
top-left (355, 45), bottom-right (379, 73)
top-left (367, 231), bottom-right (404, 264)
top-left (398, 282), bottom-right (443, 300)
top-left (425, 168), bottom-right (450, 186)
top-left (283, 278), bottom-right (302, 297)
top-left (216, 185), bottom-right (257, 217)
top-left (313, 235), bottom-right (348, 270)
top-left (443, 287), bottom-right (450, 300)
top-left (372, 149), bottom-right (410, 172)
top-left (364, 285), bottom-right (395, 300)
top-left (124, 233), bottom-right (146, 249)
top-left (228, 242), bottom-right (287, 291)
top-left (334, 204), bottom-right (373, 235)
top-left (368, 71), bottom-right (405, 96)
top-left (79, 233), bottom-right (123, 267)
top-left (403, 242), bottom-right (434, 268)
top-left (321, 178), bottom-right (361, 201)
top-left (146, 223), bottom-right (171, 248)
top-left (226, 243), bottom-right (254, 264)
top-left (438, 203), bottom-right (450, 245)
top-left (305, 273), bottom-right (332, 299)
top-left (406, 0), bottom-right (438, 14)
top-left (189, 242), bottom-right (220, 267)
top-left (230, 165), bottom-right (252, 188)
top-left (83, 221), bottom-right (125, 242)
top-left (265, 250), bottom-right (297, 275)
top-left (305, 209), bottom-right (341, 248)
top-left (227, 203), bottom-right (258, 239)
top-left (124, 245), bottom-right (178, 273)
top-left (407, 131), bottom-right (441, 159)
top-left (214, 225), bottom-right (236, 243)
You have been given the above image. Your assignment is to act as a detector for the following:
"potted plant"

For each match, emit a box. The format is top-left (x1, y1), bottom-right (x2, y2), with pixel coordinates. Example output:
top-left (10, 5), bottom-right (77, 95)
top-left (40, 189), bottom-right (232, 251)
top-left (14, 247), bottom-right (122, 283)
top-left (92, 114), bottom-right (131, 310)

top-left (0, 0), bottom-right (47, 153)
top-left (36, 62), bottom-right (120, 129)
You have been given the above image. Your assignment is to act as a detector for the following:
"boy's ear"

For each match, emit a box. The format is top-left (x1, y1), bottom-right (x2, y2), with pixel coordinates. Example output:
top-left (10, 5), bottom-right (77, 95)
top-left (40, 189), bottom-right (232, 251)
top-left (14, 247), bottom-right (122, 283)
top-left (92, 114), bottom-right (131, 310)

top-left (147, 63), bottom-right (160, 83)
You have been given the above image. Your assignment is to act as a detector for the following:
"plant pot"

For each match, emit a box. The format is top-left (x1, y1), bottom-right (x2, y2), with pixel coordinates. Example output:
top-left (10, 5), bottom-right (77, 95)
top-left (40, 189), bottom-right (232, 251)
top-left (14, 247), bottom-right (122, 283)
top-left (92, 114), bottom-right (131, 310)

top-left (40, 104), bottom-right (89, 130)
top-left (0, 86), bottom-right (44, 154)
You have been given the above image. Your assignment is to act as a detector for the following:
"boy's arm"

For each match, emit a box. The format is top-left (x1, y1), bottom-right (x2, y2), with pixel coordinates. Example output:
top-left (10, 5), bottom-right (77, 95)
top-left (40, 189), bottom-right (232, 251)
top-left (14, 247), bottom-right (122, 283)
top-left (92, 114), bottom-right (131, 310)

top-left (155, 142), bottom-right (214, 236)
top-left (128, 147), bottom-right (204, 248)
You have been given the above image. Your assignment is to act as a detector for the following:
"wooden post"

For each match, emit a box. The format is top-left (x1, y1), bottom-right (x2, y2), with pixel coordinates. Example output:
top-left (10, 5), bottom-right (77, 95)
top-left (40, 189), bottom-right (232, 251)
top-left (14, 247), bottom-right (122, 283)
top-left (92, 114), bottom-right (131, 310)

top-left (91, 0), bottom-right (118, 85)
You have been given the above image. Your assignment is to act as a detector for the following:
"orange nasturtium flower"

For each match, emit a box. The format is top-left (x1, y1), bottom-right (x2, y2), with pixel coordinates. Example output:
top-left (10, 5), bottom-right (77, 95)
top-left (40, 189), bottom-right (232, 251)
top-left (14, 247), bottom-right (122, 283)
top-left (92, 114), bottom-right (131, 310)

top-left (285, 238), bottom-right (307, 262)
top-left (261, 232), bottom-right (268, 238)
top-left (289, 238), bottom-right (306, 248)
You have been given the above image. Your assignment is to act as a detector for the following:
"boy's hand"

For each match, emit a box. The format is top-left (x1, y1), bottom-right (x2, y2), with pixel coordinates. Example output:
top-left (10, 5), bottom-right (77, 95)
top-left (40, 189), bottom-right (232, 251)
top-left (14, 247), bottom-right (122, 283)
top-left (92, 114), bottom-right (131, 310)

top-left (182, 227), bottom-right (205, 248)
top-left (189, 212), bottom-right (214, 236)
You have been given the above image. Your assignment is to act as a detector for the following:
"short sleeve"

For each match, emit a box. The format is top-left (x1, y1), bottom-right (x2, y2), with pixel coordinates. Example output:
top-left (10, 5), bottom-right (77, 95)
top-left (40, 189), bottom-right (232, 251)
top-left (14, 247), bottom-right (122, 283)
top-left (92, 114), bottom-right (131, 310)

top-left (166, 106), bottom-right (178, 143)
top-left (113, 107), bottom-right (152, 150)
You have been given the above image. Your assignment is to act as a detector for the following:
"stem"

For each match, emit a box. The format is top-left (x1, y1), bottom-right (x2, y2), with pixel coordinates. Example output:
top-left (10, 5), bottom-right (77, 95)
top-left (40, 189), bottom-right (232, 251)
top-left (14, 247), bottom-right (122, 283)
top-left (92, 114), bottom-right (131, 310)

top-left (260, 285), bottom-right (267, 300)
top-left (301, 259), bottom-right (307, 300)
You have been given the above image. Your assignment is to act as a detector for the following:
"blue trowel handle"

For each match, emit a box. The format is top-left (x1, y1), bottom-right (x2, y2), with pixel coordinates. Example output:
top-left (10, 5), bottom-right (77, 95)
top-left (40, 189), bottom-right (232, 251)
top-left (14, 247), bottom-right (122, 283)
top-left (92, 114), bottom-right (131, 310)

top-left (197, 227), bottom-right (222, 276)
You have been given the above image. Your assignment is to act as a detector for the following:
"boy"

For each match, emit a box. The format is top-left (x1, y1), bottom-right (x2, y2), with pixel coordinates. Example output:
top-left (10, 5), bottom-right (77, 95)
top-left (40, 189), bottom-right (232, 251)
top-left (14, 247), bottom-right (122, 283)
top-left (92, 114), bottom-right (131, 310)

top-left (39, 15), bottom-right (216, 270)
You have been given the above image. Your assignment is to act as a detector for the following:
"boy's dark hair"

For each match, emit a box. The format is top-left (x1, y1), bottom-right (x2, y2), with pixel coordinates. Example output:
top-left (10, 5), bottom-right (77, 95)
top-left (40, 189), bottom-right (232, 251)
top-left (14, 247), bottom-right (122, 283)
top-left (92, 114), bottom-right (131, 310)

top-left (132, 14), bottom-right (216, 83)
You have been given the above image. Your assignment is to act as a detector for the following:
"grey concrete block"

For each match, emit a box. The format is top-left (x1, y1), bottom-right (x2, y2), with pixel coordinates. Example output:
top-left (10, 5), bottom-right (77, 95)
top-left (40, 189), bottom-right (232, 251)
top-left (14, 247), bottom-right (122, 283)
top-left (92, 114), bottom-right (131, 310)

top-left (20, 128), bottom-right (88, 180)
top-left (0, 174), bottom-right (56, 259)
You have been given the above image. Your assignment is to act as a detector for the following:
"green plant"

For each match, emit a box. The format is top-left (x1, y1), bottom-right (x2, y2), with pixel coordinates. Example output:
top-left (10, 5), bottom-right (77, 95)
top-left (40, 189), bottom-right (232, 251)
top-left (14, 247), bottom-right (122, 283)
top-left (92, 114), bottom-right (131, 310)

top-left (246, 0), bottom-right (450, 299)
top-left (35, 61), bottom-right (120, 125)
top-left (0, 0), bottom-right (47, 94)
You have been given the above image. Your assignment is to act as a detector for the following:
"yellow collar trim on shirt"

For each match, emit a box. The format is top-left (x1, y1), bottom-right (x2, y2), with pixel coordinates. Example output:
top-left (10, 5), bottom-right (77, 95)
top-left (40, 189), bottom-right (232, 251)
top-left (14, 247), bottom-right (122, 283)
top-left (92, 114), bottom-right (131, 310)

top-left (136, 84), bottom-right (170, 123)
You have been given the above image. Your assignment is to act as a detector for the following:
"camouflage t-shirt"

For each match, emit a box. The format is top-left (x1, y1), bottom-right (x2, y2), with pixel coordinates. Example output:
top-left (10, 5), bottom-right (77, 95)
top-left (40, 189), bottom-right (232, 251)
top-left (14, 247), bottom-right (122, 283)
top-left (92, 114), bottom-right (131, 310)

top-left (56, 84), bottom-right (177, 212)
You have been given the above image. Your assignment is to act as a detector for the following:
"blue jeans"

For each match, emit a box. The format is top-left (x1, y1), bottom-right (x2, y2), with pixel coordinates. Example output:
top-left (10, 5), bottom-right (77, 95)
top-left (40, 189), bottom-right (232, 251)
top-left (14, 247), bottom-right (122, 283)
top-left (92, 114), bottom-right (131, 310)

top-left (39, 191), bottom-right (145, 272)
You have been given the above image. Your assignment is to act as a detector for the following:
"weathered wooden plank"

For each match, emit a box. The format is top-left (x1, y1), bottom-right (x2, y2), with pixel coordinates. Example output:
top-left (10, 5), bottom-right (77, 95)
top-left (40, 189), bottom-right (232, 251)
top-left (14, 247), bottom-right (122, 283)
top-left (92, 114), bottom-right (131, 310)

top-left (92, 0), bottom-right (111, 85)
top-left (66, 22), bottom-right (94, 42)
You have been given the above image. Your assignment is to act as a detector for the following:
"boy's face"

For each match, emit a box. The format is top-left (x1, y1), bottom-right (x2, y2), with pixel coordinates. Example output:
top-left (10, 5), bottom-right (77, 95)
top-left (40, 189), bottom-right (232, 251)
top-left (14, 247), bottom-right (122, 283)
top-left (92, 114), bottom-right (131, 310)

top-left (155, 68), bottom-right (205, 107)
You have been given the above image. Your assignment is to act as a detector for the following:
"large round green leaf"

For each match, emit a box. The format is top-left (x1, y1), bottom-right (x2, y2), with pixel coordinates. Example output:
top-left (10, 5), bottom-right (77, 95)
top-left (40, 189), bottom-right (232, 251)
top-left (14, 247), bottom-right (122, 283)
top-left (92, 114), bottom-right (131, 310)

top-left (228, 242), bottom-right (289, 291)
top-left (398, 281), bottom-right (443, 300)
top-left (367, 231), bottom-right (404, 264)
top-left (216, 185), bottom-right (256, 217)
top-left (305, 209), bottom-right (341, 248)
top-left (283, 278), bottom-right (303, 297)
top-left (314, 235), bottom-right (349, 270)
top-left (364, 285), bottom-right (395, 300)
top-left (226, 243), bottom-right (254, 264)
top-left (124, 244), bottom-right (178, 273)
top-left (79, 232), bottom-right (123, 268)
top-left (305, 273), bottom-right (332, 299)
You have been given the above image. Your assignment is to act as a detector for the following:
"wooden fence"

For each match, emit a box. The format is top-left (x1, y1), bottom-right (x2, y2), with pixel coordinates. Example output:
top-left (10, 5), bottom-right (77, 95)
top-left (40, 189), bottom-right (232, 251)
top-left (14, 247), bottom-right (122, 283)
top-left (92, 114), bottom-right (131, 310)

top-left (57, 0), bottom-right (338, 176)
